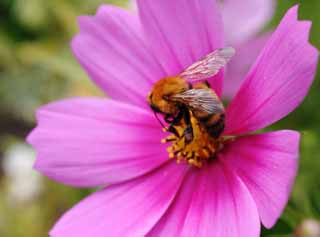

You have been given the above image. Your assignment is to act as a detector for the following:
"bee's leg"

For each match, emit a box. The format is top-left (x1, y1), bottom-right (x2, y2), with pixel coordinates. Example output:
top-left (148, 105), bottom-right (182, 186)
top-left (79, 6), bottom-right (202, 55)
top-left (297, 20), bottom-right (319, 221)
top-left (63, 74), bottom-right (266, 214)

top-left (164, 109), bottom-right (184, 126)
top-left (165, 111), bottom-right (184, 138)
top-left (183, 109), bottom-right (194, 144)
top-left (167, 125), bottom-right (179, 137)
top-left (164, 115), bottom-right (178, 136)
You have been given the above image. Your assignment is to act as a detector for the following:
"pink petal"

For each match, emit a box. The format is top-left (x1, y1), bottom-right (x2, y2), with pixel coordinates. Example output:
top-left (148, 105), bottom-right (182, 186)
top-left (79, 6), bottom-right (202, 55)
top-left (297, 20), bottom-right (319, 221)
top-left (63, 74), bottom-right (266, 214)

top-left (225, 5), bottom-right (319, 135)
top-left (221, 0), bottom-right (275, 45)
top-left (137, 0), bottom-right (225, 96)
top-left (148, 162), bottom-right (260, 237)
top-left (220, 130), bottom-right (300, 228)
top-left (223, 33), bottom-right (270, 99)
top-left (27, 98), bottom-right (169, 187)
top-left (71, 5), bottom-right (166, 108)
top-left (49, 161), bottom-right (189, 237)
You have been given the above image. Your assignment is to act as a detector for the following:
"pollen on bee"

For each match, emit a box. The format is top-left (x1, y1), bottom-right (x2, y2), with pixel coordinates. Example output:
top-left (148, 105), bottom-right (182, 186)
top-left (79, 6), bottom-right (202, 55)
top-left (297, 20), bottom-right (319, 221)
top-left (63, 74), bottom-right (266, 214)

top-left (161, 112), bottom-right (225, 168)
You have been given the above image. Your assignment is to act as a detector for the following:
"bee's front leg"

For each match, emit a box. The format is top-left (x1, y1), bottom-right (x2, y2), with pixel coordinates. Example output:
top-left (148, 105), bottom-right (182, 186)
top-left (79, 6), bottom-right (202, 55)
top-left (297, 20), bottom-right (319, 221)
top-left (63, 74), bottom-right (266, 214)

top-left (164, 109), bottom-right (185, 138)
top-left (164, 110), bottom-right (183, 125)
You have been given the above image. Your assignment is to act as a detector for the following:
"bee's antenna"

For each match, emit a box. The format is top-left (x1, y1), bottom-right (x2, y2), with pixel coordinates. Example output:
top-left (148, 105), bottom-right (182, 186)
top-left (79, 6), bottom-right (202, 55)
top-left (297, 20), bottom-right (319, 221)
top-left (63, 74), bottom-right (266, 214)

top-left (154, 111), bottom-right (166, 129)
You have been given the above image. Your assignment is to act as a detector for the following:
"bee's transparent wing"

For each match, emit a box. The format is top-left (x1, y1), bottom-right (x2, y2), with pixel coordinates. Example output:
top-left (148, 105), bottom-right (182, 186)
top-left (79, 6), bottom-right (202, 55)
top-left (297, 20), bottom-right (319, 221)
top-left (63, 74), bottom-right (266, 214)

top-left (171, 89), bottom-right (224, 114)
top-left (179, 47), bottom-right (235, 82)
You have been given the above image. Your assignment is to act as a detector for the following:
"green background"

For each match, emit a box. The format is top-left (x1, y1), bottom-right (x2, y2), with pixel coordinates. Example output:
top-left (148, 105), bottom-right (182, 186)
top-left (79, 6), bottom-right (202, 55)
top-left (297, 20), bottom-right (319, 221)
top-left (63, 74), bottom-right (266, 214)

top-left (0, 0), bottom-right (319, 236)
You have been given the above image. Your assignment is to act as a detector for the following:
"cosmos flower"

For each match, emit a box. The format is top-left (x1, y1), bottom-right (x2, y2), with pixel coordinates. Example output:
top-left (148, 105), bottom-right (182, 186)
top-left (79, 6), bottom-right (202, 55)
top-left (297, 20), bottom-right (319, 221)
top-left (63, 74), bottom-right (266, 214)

top-left (27, 1), bottom-right (318, 237)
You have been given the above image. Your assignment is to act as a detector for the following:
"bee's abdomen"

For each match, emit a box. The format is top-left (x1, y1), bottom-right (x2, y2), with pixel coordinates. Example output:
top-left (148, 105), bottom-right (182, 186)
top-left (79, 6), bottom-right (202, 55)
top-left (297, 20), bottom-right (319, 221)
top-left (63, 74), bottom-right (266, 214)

top-left (198, 113), bottom-right (225, 139)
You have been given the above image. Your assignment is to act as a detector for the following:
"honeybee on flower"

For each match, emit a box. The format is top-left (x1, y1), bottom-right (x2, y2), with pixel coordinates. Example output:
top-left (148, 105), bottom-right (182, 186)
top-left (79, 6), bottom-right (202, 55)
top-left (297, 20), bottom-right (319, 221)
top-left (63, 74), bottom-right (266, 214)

top-left (27, 1), bottom-right (318, 237)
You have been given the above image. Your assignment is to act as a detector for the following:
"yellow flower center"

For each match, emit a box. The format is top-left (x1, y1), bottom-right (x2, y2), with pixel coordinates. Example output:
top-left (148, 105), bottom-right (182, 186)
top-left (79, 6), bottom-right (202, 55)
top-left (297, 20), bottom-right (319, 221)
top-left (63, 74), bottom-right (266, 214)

top-left (161, 111), bottom-right (228, 168)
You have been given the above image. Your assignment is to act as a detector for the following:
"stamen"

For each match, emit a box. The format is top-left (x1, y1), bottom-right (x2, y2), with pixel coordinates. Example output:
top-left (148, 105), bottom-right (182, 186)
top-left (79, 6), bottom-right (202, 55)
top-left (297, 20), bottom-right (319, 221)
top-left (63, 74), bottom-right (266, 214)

top-left (162, 111), bottom-right (226, 168)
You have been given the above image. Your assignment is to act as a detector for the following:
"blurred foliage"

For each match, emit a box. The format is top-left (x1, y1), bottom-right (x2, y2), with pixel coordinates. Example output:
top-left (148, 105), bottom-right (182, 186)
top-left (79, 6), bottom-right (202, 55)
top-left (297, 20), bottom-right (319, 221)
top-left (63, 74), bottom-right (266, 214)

top-left (0, 0), bottom-right (319, 236)
top-left (0, 0), bottom-right (121, 126)
top-left (0, 173), bottom-right (92, 237)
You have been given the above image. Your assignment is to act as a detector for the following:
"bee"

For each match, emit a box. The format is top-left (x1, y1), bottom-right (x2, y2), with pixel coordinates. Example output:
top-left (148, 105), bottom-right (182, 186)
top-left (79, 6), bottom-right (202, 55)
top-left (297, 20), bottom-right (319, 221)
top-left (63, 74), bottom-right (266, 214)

top-left (148, 47), bottom-right (235, 143)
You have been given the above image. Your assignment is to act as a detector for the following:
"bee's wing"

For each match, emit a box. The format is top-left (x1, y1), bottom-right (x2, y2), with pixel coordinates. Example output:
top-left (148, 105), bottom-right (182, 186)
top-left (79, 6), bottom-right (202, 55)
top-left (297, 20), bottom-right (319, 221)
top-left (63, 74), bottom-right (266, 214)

top-left (171, 89), bottom-right (224, 114)
top-left (179, 47), bottom-right (235, 82)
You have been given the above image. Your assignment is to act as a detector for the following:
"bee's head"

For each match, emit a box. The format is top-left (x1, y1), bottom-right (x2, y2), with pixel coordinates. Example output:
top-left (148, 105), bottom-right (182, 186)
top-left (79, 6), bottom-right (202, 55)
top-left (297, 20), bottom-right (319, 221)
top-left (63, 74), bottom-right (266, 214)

top-left (148, 91), bottom-right (177, 115)
top-left (148, 77), bottom-right (188, 115)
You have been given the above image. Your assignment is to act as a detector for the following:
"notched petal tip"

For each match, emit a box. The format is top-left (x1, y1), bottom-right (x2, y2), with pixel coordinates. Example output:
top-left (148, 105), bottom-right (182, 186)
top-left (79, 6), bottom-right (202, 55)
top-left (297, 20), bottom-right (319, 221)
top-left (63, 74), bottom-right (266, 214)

top-left (279, 4), bottom-right (319, 59)
top-left (276, 4), bottom-right (319, 62)
top-left (287, 5), bottom-right (319, 53)
top-left (225, 5), bottom-right (319, 135)
top-left (288, 4), bottom-right (299, 18)
top-left (25, 130), bottom-right (37, 148)
top-left (25, 105), bottom-right (49, 147)
top-left (32, 158), bottom-right (43, 173)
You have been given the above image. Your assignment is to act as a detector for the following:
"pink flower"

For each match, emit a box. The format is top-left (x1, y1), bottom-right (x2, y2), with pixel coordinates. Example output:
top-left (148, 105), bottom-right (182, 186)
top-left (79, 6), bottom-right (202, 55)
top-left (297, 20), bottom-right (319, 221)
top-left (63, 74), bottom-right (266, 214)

top-left (27, 1), bottom-right (318, 237)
